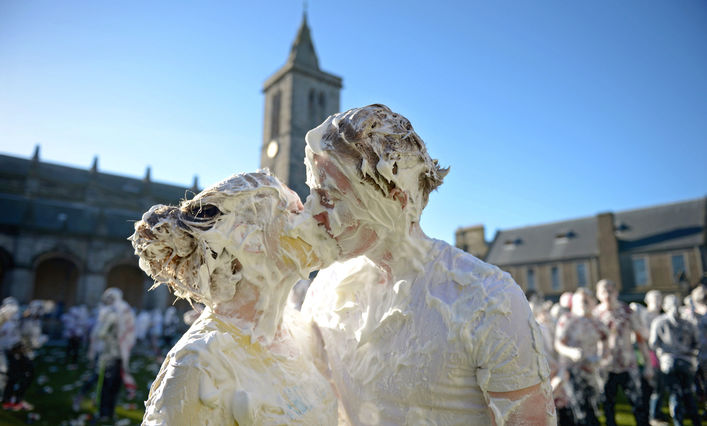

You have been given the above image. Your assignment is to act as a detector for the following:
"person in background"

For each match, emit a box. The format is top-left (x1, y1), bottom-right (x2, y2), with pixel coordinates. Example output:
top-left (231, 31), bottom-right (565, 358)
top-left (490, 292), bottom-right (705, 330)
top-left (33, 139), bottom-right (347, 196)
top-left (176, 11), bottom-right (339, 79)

top-left (555, 287), bottom-right (607, 425)
top-left (0, 297), bottom-right (21, 409)
top-left (593, 278), bottom-right (651, 426)
top-left (683, 282), bottom-right (707, 411)
top-left (1, 300), bottom-right (49, 411)
top-left (61, 305), bottom-right (90, 364)
top-left (651, 294), bottom-right (702, 426)
top-left (135, 309), bottom-right (152, 348)
top-left (631, 290), bottom-right (670, 424)
top-left (149, 308), bottom-right (163, 357)
top-left (161, 307), bottom-right (180, 350)
top-left (92, 288), bottom-right (136, 421)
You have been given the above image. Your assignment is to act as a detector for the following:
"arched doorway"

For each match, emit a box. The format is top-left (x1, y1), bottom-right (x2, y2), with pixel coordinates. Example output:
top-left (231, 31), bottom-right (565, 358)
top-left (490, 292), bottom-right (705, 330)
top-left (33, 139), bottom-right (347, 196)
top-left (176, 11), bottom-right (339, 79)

top-left (106, 264), bottom-right (145, 309)
top-left (33, 257), bottom-right (79, 311)
top-left (0, 248), bottom-right (11, 298)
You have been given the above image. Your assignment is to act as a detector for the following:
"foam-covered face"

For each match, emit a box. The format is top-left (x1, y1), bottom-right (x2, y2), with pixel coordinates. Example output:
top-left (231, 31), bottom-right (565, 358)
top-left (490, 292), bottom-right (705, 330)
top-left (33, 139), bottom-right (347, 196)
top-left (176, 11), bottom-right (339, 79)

top-left (645, 291), bottom-right (663, 311)
top-left (302, 105), bottom-right (437, 262)
top-left (101, 288), bottom-right (122, 306)
top-left (132, 173), bottom-right (316, 308)
top-left (571, 292), bottom-right (592, 317)
top-left (663, 294), bottom-right (679, 315)
top-left (691, 285), bottom-right (706, 305)
top-left (304, 151), bottom-right (384, 261)
top-left (596, 282), bottom-right (616, 304)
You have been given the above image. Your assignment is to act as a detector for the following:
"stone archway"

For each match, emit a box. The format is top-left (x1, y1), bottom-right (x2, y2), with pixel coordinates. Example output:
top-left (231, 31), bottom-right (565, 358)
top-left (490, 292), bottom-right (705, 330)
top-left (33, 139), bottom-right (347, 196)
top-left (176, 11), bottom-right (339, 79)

top-left (33, 257), bottom-right (79, 310)
top-left (0, 248), bottom-right (11, 298)
top-left (106, 264), bottom-right (145, 309)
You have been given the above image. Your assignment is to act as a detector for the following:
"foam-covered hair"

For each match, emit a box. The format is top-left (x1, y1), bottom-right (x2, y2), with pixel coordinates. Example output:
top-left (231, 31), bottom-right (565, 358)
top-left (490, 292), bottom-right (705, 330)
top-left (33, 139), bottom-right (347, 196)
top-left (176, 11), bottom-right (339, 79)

top-left (306, 104), bottom-right (448, 209)
top-left (130, 171), bottom-right (299, 307)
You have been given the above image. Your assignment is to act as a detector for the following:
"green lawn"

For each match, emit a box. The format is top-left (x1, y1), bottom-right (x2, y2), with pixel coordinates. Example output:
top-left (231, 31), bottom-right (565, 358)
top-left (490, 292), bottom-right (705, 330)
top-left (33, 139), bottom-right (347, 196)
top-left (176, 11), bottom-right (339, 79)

top-left (0, 342), bottom-right (701, 425)
top-left (0, 342), bottom-right (160, 425)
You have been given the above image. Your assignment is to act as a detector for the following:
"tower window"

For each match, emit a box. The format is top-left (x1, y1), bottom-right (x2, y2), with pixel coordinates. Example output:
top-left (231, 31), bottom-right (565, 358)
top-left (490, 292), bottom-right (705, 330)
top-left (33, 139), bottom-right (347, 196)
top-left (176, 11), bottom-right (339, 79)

top-left (319, 92), bottom-right (326, 119)
top-left (270, 91), bottom-right (281, 139)
top-left (309, 89), bottom-right (316, 123)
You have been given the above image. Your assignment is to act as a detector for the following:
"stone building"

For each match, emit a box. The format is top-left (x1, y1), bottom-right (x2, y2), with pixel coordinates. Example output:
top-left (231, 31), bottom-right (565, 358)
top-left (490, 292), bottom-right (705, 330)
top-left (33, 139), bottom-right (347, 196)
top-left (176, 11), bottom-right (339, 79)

top-left (260, 13), bottom-right (342, 201)
top-left (456, 197), bottom-right (707, 300)
top-left (0, 149), bottom-right (198, 310)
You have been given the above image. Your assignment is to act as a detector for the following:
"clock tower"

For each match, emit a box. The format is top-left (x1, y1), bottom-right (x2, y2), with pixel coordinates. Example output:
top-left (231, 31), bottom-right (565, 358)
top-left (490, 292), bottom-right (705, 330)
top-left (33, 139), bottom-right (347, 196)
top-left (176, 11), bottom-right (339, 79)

top-left (261, 13), bottom-right (343, 201)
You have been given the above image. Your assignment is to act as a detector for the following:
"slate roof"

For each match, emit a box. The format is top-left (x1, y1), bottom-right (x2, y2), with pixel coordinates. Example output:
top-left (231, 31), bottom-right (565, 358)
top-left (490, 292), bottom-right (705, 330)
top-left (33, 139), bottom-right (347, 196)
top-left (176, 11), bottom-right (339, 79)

top-left (615, 198), bottom-right (706, 253)
top-left (486, 197), bottom-right (706, 266)
top-left (486, 216), bottom-right (598, 266)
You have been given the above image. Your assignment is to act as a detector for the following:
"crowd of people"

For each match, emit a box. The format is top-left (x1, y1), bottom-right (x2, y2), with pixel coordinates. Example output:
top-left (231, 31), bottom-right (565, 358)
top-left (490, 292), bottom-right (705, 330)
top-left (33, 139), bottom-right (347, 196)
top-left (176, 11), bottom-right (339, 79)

top-left (0, 289), bottom-right (193, 422)
top-left (530, 278), bottom-right (706, 426)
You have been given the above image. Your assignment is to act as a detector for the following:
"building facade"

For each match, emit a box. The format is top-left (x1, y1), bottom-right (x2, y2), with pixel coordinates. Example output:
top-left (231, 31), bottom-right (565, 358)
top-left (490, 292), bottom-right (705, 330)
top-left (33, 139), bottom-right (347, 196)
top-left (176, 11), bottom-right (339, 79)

top-left (0, 150), bottom-right (198, 310)
top-left (456, 198), bottom-right (707, 301)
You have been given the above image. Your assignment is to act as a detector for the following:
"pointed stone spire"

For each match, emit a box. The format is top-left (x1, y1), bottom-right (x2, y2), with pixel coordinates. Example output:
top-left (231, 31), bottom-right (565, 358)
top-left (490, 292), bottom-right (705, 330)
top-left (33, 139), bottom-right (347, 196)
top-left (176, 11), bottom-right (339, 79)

top-left (32, 145), bottom-right (40, 162)
top-left (287, 11), bottom-right (319, 70)
top-left (90, 156), bottom-right (99, 174)
top-left (144, 166), bottom-right (151, 183)
top-left (191, 175), bottom-right (199, 192)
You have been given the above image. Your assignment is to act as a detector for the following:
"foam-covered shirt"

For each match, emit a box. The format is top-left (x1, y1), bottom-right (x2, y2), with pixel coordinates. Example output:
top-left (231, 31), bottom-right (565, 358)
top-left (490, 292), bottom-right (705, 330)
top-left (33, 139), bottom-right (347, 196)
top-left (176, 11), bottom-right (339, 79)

top-left (592, 302), bottom-right (642, 374)
top-left (143, 308), bottom-right (337, 425)
top-left (649, 313), bottom-right (699, 371)
top-left (302, 239), bottom-right (551, 425)
top-left (555, 314), bottom-right (607, 388)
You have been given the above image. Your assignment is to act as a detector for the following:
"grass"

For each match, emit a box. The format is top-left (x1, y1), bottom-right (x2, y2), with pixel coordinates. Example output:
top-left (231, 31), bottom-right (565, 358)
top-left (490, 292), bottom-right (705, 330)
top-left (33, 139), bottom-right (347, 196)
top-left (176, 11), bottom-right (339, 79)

top-left (0, 342), bottom-right (702, 425)
top-left (0, 342), bottom-right (162, 425)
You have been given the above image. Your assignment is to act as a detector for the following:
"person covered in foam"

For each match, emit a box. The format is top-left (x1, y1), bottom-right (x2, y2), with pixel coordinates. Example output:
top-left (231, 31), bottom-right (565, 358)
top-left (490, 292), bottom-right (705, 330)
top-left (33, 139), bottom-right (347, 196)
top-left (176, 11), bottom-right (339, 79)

top-left (299, 104), bottom-right (556, 425)
top-left (131, 171), bottom-right (337, 425)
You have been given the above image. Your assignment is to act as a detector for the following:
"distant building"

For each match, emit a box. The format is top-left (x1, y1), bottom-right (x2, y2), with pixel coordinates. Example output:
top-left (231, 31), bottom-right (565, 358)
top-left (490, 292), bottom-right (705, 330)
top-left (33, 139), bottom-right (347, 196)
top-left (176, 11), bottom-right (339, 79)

top-left (456, 197), bottom-right (707, 301)
top-left (260, 13), bottom-right (342, 201)
top-left (0, 149), bottom-right (197, 310)
top-left (1, 14), bottom-right (337, 309)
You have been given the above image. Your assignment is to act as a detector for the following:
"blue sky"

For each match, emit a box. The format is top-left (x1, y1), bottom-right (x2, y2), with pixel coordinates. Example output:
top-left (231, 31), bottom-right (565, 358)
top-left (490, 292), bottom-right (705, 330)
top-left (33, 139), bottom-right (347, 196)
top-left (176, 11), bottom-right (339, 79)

top-left (1, 1), bottom-right (705, 244)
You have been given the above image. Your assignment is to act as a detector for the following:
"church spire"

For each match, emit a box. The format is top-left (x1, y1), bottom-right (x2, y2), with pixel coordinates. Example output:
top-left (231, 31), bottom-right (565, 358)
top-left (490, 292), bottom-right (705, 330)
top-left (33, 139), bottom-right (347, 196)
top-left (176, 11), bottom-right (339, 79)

top-left (287, 10), bottom-right (319, 70)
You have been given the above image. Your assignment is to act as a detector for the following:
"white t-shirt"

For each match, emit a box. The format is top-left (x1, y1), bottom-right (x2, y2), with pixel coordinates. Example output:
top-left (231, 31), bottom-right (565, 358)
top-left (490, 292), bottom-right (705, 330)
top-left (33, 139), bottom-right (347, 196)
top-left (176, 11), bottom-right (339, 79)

top-left (143, 308), bottom-right (338, 425)
top-left (302, 240), bottom-right (551, 425)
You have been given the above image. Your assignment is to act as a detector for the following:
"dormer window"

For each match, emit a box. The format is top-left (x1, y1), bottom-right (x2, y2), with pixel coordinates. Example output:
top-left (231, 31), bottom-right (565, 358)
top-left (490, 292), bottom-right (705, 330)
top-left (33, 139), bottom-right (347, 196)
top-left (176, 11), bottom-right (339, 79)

top-left (615, 222), bottom-right (630, 232)
top-left (503, 238), bottom-right (522, 250)
top-left (554, 230), bottom-right (575, 243)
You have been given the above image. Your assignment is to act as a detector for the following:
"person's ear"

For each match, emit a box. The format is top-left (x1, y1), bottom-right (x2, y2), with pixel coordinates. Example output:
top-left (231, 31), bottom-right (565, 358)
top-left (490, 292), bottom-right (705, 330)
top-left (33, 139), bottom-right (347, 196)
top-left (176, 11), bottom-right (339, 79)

top-left (389, 188), bottom-right (408, 210)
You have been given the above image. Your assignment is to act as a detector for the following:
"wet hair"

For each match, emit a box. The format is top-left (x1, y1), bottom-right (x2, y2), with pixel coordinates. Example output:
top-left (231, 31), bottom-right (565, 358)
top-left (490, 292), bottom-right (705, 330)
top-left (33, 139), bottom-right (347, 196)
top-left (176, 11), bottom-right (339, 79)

top-left (130, 171), bottom-right (295, 306)
top-left (315, 104), bottom-right (448, 207)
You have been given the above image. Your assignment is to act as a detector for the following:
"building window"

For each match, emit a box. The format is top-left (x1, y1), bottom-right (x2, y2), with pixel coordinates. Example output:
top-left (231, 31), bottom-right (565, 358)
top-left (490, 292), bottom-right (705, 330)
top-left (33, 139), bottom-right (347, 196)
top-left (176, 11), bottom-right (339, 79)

top-left (319, 91), bottom-right (326, 119)
top-left (526, 268), bottom-right (535, 291)
top-left (576, 263), bottom-right (587, 287)
top-left (551, 266), bottom-right (561, 291)
top-left (308, 89), bottom-right (316, 122)
top-left (632, 256), bottom-right (650, 286)
top-left (270, 91), bottom-right (281, 139)
top-left (671, 253), bottom-right (687, 282)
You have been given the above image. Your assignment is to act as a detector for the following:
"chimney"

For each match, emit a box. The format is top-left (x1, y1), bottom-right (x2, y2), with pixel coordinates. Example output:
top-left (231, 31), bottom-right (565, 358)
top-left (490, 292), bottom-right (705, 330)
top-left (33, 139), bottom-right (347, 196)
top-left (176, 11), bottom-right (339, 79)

top-left (455, 225), bottom-right (488, 260)
top-left (597, 212), bottom-right (622, 290)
